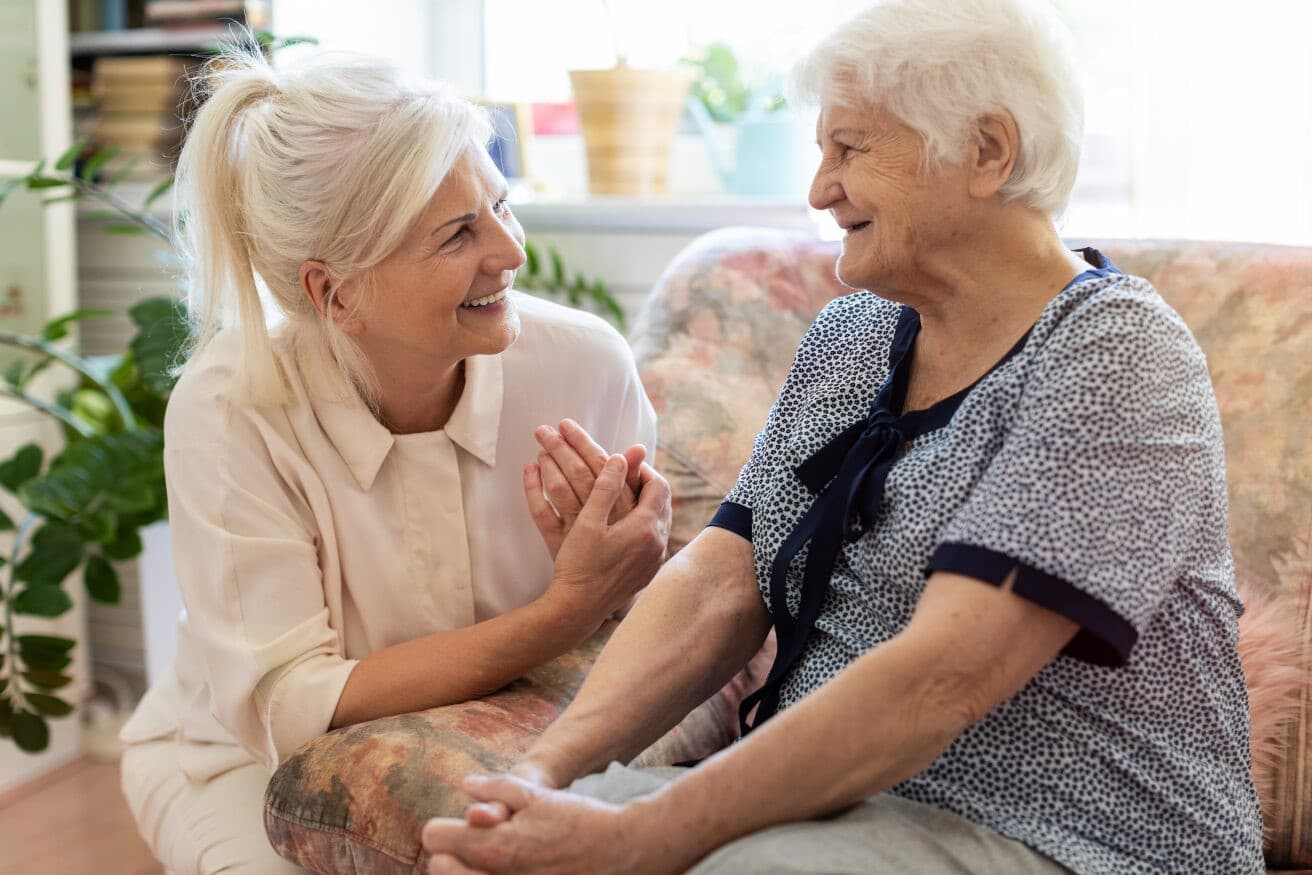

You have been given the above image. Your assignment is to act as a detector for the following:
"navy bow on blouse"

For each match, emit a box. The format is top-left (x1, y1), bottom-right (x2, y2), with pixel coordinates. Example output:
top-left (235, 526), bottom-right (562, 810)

top-left (738, 305), bottom-right (1033, 736)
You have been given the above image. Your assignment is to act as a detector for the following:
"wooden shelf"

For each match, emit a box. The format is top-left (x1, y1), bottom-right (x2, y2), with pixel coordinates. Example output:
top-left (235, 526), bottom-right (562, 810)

top-left (69, 26), bottom-right (233, 57)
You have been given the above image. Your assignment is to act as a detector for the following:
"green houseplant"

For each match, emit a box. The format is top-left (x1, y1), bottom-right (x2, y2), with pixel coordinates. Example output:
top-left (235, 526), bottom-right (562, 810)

top-left (0, 144), bottom-right (186, 752)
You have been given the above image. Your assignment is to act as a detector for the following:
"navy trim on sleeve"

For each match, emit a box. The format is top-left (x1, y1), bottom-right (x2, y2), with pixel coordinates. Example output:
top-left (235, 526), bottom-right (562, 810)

top-left (708, 501), bottom-right (752, 542)
top-left (927, 542), bottom-right (1137, 667)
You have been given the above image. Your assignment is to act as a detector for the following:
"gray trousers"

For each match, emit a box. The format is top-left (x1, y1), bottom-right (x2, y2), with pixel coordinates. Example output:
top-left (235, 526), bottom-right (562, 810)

top-left (570, 764), bottom-right (1074, 875)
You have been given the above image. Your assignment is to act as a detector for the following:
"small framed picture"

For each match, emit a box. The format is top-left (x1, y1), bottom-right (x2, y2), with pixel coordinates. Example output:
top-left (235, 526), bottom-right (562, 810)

top-left (478, 101), bottom-right (533, 182)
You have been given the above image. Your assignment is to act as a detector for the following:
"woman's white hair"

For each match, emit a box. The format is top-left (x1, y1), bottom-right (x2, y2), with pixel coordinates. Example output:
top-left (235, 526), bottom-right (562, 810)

top-left (174, 41), bottom-right (491, 407)
top-left (791, 0), bottom-right (1083, 216)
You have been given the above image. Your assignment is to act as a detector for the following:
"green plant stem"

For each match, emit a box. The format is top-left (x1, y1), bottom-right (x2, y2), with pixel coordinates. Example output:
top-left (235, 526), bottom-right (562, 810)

top-left (1, 514), bottom-right (39, 712)
top-left (0, 389), bottom-right (93, 438)
top-left (0, 333), bottom-right (137, 429)
top-left (61, 176), bottom-right (170, 242)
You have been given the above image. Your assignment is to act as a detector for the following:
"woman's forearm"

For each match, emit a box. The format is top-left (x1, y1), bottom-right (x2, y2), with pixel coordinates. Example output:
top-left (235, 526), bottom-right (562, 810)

top-left (330, 588), bottom-right (596, 728)
top-left (524, 527), bottom-right (769, 787)
top-left (627, 572), bottom-right (1080, 868)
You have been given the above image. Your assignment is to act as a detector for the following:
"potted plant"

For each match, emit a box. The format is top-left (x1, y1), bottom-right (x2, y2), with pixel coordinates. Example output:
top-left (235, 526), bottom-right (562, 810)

top-left (568, 1), bottom-right (693, 197)
top-left (682, 41), bottom-right (814, 199)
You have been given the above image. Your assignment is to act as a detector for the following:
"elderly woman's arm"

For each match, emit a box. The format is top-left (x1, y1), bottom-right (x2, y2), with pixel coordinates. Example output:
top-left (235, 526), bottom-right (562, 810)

top-left (422, 566), bottom-right (1076, 875)
top-left (516, 525), bottom-right (770, 789)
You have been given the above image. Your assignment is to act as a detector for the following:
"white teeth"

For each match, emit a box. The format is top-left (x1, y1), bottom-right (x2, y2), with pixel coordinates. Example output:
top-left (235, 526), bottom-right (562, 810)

top-left (462, 289), bottom-right (507, 308)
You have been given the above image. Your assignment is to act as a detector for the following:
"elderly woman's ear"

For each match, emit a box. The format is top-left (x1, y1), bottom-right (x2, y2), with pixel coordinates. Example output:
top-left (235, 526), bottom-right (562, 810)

top-left (967, 111), bottom-right (1022, 200)
top-left (299, 259), bottom-right (364, 334)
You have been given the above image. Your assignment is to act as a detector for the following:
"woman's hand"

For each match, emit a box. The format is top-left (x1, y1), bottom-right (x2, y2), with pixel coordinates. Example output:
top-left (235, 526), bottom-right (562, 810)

top-left (538, 452), bottom-right (670, 631)
top-left (424, 775), bottom-right (686, 875)
top-left (523, 419), bottom-right (646, 559)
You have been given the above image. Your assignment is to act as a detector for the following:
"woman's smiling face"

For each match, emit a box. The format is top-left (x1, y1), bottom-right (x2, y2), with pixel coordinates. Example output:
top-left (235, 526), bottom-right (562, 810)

top-left (351, 148), bottom-right (527, 370)
top-left (808, 102), bottom-right (973, 296)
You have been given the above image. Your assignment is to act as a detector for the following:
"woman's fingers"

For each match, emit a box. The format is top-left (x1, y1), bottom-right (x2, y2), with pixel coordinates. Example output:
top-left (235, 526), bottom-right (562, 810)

top-left (522, 464), bottom-right (562, 551)
top-left (465, 801), bottom-right (510, 828)
top-left (536, 424), bottom-right (595, 505)
top-left (538, 452), bottom-right (581, 518)
top-left (622, 444), bottom-right (647, 494)
top-left (557, 419), bottom-right (610, 476)
top-left (576, 455), bottom-right (628, 529)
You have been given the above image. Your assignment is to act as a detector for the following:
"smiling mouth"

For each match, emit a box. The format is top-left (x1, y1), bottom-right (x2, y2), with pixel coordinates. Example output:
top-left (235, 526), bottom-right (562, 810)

top-left (845, 221), bottom-right (872, 234)
top-left (461, 289), bottom-right (508, 309)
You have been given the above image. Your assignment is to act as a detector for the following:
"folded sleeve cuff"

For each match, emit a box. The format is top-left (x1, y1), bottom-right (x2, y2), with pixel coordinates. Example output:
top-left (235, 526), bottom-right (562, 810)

top-left (708, 501), bottom-right (752, 542)
top-left (927, 542), bottom-right (1137, 667)
top-left (259, 652), bottom-right (360, 767)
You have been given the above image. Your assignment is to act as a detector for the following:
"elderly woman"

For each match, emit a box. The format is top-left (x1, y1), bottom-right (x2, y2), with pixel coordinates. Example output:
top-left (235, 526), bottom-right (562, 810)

top-left (422, 1), bottom-right (1264, 873)
top-left (117, 47), bottom-right (670, 874)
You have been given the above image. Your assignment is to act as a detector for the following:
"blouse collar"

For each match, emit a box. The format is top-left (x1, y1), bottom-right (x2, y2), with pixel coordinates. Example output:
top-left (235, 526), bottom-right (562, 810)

top-left (314, 351), bottom-right (503, 491)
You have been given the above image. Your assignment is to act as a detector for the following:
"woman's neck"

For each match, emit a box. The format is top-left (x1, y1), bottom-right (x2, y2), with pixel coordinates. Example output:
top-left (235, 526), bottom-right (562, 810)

top-left (372, 357), bottom-right (465, 435)
top-left (898, 208), bottom-right (1088, 410)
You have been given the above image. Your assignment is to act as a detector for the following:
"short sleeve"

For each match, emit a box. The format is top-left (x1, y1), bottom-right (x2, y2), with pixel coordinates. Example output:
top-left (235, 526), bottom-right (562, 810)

top-left (165, 407), bottom-right (358, 769)
top-left (708, 295), bottom-right (892, 544)
top-left (931, 286), bottom-right (1226, 666)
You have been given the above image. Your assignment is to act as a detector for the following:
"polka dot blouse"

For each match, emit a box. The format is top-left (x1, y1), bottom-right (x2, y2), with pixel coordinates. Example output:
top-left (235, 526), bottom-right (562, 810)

top-left (709, 250), bottom-right (1264, 875)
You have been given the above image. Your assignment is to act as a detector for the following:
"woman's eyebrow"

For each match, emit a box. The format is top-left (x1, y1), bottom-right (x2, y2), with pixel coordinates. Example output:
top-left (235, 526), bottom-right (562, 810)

top-left (431, 211), bottom-right (477, 234)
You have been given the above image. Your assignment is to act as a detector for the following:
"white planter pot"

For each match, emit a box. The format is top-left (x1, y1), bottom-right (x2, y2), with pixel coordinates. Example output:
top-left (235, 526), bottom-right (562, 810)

top-left (139, 520), bottom-right (180, 688)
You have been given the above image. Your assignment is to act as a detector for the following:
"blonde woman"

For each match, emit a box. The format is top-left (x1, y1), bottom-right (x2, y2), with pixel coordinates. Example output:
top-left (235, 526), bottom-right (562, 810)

top-left (118, 47), bottom-right (669, 874)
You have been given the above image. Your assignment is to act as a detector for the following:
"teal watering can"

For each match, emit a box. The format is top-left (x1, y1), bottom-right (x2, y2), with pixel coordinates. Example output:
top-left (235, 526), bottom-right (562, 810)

top-left (686, 85), bottom-right (814, 199)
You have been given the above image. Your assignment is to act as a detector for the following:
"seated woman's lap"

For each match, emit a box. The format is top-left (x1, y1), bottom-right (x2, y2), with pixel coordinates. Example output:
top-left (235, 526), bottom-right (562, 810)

top-left (568, 764), bottom-right (1073, 875)
top-left (121, 740), bottom-right (309, 875)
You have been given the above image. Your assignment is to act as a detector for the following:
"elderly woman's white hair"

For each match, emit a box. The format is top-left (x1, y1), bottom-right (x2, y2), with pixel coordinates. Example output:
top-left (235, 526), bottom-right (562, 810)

top-left (791, 0), bottom-right (1083, 217)
top-left (174, 43), bottom-right (491, 407)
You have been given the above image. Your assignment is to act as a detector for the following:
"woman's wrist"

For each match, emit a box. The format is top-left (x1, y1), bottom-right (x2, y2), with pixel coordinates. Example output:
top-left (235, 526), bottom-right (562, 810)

top-left (535, 576), bottom-right (606, 645)
top-left (620, 789), bottom-right (718, 875)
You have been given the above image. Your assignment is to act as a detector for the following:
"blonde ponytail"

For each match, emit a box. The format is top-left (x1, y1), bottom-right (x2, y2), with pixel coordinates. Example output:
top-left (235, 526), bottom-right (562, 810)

top-left (173, 41), bottom-right (491, 407)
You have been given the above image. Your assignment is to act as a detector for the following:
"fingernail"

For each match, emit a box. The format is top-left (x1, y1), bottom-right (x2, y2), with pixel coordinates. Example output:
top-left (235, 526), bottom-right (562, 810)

top-left (604, 455), bottom-right (624, 473)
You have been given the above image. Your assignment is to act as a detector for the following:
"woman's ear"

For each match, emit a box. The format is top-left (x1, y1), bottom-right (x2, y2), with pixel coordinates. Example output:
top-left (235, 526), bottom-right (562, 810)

top-left (968, 110), bottom-right (1020, 199)
top-left (299, 260), bottom-right (363, 334)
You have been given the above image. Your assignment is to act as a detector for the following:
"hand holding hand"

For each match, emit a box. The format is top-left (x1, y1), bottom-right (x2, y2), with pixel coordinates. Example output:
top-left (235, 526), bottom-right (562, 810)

top-left (523, 419), bottom-right (647, 559)
top-left (540, 451), bottom-right (670, 629)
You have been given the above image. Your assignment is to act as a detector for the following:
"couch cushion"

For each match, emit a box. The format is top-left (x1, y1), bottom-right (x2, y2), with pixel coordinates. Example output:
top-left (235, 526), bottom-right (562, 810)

top-left (264, 621), bottom-right (736, 874)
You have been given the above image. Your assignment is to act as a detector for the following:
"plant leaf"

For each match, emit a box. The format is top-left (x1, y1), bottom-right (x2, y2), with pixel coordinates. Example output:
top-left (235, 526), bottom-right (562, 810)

top-left (524, 241), bottom-right (540, 277)
top-left (41, 309), bottom-right (114, 342)
top-left (0, 507), bottom-right (14, 531)
top-left (12, 585), bottom-right (74, 617)
top-left (26, 176), bottom-right (69, 190)
top-left (16, 634), bottom-right (74, 655)
top-left (54, 138), bottom-right (87, 171)
top-left (141, 175), bottom-right (175, 209)
top-left (0, 444), bottom-right (43, 491)
top-left (11, 710), bottom-right (49, 752)
top-left (0, 177), bottom-right (22, 205)
top-left (84, 555), bottom-right (120, 603)
top-left (3, 359), bottom-right (25, 389)
top-left (550, 248), bottom-right (566, 287)
top-left (102, 525), bottom-right (143, 561)
top-left (26, 693), bottom-right (73, 718)
top-left (79, 144), bottom-right (118, 181)
top-left (129, 298), bottom-right (190, 395)
top-left (105, 224), bottom-right (146, 235)
top-left (22, 669), bottom-right (73, 691)
top-left (14, 523), bottom-right (86, 588)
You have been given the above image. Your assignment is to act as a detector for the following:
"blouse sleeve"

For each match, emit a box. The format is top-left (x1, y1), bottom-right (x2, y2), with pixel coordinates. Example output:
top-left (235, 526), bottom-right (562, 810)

top-left (930, 285), bottom-right (1229, 666)
top-left (165, 408), bottom-right (358, 769)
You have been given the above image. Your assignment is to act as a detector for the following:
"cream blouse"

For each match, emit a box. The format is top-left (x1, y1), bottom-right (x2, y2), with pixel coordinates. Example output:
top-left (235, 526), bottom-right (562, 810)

top-left (121, 292), bottom-right (657, 780)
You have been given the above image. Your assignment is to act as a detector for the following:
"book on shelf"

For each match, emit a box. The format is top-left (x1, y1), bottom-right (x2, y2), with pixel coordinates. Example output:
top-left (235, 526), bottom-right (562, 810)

top-left (84, 54), bottom-right (193, 181)
top-left (145, 0), bottom-right (270, 28)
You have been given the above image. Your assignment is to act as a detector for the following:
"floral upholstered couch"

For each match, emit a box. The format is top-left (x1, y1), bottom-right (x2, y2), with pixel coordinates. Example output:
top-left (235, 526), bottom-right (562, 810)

top-left (265, 229), bottom-right (1312, 874)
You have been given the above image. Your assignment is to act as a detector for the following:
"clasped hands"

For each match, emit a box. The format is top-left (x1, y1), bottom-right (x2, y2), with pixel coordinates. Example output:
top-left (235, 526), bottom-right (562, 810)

top-left (524, 419), bottom-right (671, 626)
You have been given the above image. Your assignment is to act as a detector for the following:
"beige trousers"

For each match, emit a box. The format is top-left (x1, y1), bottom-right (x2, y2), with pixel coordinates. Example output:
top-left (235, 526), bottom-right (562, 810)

top-left (120, 739), bottom-right (309, 875)
top-left (571, 763), bottom-right (1076, 875)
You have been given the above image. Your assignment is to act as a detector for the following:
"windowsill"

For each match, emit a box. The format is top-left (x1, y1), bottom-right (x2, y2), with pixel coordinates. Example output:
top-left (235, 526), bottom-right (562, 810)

top-left (510, 196), bottom-right (823, 234)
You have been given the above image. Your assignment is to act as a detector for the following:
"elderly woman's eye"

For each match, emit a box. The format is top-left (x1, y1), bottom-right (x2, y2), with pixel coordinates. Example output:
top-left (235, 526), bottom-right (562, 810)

top-left (494, 198), bottom-right (511, 213)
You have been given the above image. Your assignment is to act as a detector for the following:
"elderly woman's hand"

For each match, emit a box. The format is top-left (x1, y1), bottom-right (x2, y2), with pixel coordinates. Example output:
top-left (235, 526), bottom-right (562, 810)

top-left (524, 419), bottom-right (647, 559)
top-left (423, 775), bottom-right (685, 875)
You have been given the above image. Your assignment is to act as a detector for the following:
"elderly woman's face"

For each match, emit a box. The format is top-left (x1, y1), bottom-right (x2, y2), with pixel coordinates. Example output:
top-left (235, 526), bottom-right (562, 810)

top-left (809, 103), bottom-right (971, 294)
top-left (357, 148), bottom-right (526, 368)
